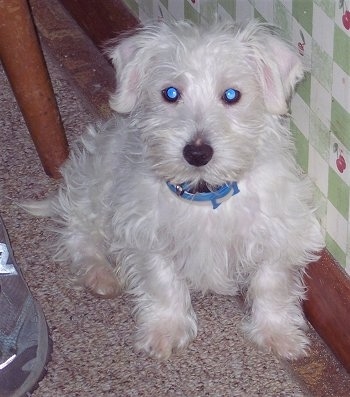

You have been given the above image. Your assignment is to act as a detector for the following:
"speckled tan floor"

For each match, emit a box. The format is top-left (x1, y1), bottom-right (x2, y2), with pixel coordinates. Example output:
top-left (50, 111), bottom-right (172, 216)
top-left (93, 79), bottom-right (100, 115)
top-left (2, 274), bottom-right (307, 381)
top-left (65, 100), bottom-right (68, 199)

top-left (1, 3), bottom-right (350, 396)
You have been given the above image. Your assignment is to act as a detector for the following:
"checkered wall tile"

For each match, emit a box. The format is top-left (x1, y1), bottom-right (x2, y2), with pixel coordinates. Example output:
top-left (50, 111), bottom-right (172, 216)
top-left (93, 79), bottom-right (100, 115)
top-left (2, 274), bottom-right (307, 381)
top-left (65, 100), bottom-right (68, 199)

top-left (122, 0), bottom-right (350, 273)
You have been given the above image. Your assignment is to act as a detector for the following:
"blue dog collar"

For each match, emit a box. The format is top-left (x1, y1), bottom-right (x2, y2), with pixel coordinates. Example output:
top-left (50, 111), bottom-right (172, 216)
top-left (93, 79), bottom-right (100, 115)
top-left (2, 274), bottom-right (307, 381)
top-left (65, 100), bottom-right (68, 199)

top-left (166, 181), bottom-right (239, 209)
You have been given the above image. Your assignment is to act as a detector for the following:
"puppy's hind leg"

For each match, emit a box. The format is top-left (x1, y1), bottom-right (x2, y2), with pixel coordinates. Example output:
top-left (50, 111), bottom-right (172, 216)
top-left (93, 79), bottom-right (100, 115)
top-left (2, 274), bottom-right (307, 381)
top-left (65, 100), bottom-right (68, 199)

top-left (22, 163), bottom-right (121, 298)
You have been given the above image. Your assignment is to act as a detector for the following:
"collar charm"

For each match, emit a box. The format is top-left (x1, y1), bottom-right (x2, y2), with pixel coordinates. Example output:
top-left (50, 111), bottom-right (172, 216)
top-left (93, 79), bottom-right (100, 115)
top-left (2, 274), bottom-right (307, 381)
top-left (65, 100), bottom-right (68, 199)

top-left (166, 181), bottom-right (239, 209)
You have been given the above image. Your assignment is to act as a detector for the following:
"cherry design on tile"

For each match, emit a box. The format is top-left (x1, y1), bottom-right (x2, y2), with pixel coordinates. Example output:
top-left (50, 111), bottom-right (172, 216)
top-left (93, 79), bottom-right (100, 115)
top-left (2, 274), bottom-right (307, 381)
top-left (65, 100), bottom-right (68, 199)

top-left (298, 30), bottom-right (306, 56)
top-left (340, 0), bottom-right (350, 30)
top-left (334, 143), bottom-right (347, 173)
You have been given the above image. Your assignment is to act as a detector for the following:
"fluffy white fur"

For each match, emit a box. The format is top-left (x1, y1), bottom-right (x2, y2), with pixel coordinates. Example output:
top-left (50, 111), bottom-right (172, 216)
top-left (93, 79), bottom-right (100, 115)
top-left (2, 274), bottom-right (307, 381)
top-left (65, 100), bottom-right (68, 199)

top-left (27, 20), bottom-right (324, 360)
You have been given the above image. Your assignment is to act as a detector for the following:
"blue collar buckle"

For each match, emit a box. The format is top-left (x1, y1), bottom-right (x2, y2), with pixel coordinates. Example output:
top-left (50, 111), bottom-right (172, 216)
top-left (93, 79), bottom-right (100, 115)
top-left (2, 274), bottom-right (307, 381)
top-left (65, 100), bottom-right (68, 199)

top-left (166, 181), bottom-right (239, 209)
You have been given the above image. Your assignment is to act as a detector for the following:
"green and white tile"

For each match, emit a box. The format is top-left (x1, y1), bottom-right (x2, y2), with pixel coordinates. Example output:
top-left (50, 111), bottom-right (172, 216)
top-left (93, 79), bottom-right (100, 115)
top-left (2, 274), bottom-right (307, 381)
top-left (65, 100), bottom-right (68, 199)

top-left (333, 24), bottom-right (350, 75)
top-left (332, 62), bottom-right (350, 114)
top-left (218, 0), bottom-right (236, 20)
top-left (312, 3), bottom-right (334, 57)
top-left (308, 143), bottom-right (329, 195)
top-left (254, 0), bottom-right (274, 22)
top-left (292, 0), bottom-right (313, 35)
top-left (309, 111), bottom-right (330, 161)
top-left (314, 0), bottom-right (335, 19)
top-left (278, 0), bottom-right (293, 14)
top-left (235, 0), bottom-right (254, 21)
top-left (326, 201), bottom-right (348, 253)
top-left (118, 0), bottom-right (350, 274)
top-left (274, 0), bottom-right (292, 39)
top-left (331, 98), bottom-right (350, 151)
top-left (292, 121), bottom-right (309, 172)
top-left (327, 232), bottom-right (347, 268)
top-left (291, 93), bottom-right (310, 138)
top-left (310, 76), bottom-right (332, 129)
top-left (168, 0), bottom-right (185, 20)
top-left (218, 3), bottom-right (235, 22)
top-left (328, 167), bottom-right (350, 220)
top-left (184, 1), bottom-right (200, 23)
top-left (312, 39), bottom-right (333, 92)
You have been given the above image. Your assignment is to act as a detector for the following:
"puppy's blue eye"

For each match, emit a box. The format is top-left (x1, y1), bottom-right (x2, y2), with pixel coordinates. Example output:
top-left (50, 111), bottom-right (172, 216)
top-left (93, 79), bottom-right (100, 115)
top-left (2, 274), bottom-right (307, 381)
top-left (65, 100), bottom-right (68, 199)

top-left (162, 87), bottom-right (180, 103)
top-left (222, 88), bottom-right (241, 104)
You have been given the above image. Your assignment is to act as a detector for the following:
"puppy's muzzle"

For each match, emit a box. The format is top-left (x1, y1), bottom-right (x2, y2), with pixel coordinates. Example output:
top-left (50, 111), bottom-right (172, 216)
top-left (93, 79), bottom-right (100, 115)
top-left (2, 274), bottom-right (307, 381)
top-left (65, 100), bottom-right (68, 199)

top-left (183, 139), bottom-right (213, 167)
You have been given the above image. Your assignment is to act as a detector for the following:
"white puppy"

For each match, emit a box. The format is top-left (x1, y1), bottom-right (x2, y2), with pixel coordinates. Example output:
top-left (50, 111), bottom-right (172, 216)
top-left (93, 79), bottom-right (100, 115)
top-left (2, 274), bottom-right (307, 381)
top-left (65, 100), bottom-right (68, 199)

top-left (28, 20), bottom-right (324, 360)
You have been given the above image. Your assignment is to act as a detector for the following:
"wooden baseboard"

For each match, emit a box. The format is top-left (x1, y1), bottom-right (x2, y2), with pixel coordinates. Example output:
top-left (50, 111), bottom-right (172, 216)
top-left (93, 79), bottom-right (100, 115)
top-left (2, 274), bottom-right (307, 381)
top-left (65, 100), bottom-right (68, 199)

top-left (59, 0), bottom-right (138, 48)
top-left (304, 249), bottom-right (350, 373)
top-left (47, 0), bottom-right (350, 375)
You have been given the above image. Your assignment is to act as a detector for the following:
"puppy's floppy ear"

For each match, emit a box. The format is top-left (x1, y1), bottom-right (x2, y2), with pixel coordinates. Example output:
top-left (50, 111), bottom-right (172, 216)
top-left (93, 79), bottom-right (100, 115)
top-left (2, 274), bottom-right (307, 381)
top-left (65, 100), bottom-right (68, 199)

top-left (107, 25), bottom-right (160, 114)
top-left (255, 30), bottom-right (304, 115)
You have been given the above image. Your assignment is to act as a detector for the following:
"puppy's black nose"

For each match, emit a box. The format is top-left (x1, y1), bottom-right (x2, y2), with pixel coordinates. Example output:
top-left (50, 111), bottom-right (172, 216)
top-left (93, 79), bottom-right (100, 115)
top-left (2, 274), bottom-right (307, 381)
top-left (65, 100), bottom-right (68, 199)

top-left (183, 139), bottom-right (213, 167)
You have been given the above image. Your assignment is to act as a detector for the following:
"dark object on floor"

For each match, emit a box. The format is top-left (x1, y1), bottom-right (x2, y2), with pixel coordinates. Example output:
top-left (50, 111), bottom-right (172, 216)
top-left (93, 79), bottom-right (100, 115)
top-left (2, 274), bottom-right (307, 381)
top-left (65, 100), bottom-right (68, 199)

top-left (0, 215), bottom-right (52, 397)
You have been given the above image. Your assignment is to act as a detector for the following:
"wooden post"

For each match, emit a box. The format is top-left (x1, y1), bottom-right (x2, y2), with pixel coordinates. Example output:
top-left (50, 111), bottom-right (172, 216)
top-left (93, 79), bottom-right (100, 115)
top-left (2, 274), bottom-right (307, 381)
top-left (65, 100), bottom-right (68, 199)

top-left (0, 0), bottom-right (69, 178)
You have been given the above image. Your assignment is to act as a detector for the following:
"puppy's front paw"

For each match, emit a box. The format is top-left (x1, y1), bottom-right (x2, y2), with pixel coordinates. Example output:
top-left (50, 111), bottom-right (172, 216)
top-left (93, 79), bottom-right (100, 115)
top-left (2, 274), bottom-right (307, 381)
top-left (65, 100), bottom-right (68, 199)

top-left (81, 263), bottom-right (121, 298)
top-left (134, 317), bottom-right (197, 360)
top-left (243, 319), bottom-right (310, 359)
